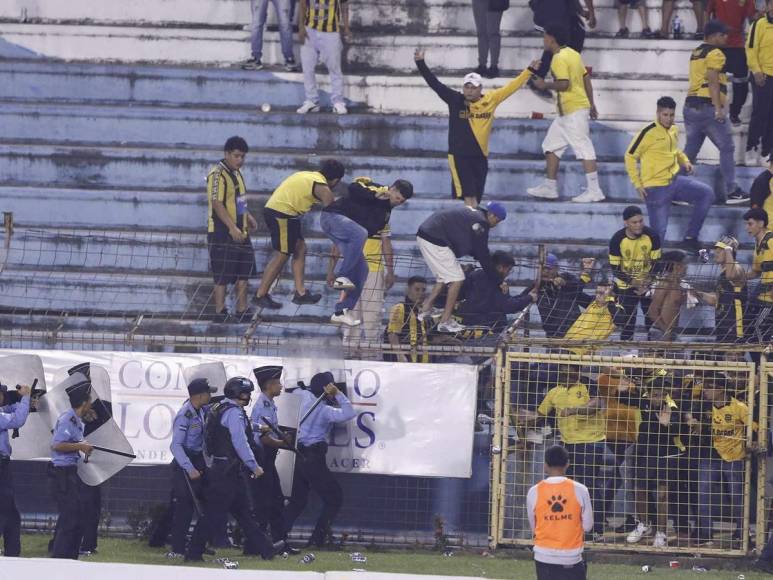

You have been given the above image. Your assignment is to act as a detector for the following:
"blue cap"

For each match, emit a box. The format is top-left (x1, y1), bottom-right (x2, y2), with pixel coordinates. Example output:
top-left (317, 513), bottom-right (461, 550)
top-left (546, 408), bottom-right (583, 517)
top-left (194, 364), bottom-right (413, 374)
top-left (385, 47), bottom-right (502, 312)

top-left (483, 201), bottom-right (507, 222)
top-left (545, 253), bottom-right (559, 268)
top-left (704, 19), bottom-right (729, 37)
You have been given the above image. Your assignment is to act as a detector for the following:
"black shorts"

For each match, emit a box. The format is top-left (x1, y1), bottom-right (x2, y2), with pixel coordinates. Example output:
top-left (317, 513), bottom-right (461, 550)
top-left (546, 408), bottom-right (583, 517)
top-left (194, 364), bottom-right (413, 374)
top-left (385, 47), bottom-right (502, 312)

top-left (207, 234), bottom-right (256, 285)
top-left (448, 154), bottom-right (488, 203)
top-left (721, 47), bottom-right (749, 80)
top-left (264, 207), bottom-right (303, 256)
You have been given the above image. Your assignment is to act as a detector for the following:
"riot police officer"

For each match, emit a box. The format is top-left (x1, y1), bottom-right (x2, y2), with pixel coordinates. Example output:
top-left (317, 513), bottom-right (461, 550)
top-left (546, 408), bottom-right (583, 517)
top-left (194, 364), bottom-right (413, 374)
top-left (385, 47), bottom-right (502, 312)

top-left (250, 365), bottom-right (299, 554)
top-left (49, 380), bottom-right (94, 559)
top-left (185, 376), bottom-right (276, 561)
top-left (167, 377), bottom-right (216, 558)
top-left (283, 371), bottom-right (355, 548)
top-left (0, 382), bottom-right (31, 557)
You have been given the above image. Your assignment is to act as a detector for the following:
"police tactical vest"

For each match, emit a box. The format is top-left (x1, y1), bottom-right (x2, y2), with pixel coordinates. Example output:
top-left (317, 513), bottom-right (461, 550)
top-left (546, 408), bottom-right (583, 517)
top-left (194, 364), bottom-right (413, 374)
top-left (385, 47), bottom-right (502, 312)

top-left (205, 401), bottom-right (255, 460)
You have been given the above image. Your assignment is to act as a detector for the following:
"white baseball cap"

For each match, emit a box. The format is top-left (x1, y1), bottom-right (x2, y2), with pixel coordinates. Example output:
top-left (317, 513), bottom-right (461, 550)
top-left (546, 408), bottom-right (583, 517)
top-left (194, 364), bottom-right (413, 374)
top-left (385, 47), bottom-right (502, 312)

top-left (462, 72), bottom-right (483, 87)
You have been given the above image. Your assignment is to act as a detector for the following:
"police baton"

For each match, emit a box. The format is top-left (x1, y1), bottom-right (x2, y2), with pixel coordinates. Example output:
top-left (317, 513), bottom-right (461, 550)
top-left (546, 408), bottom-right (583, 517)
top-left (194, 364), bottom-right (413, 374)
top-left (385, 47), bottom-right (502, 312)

top-left (183, 470), bottom-right (203, 517)
top-left (83, 445), bottom-right (137, 463)
top-left (260, 417), bottom-right (304, 459)
top-left (299, 394), bottom-right (327, 427)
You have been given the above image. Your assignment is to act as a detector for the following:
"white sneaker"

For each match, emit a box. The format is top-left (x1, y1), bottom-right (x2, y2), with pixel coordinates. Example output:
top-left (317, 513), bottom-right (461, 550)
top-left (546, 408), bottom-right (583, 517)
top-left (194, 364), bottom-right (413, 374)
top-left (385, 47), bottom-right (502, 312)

top-left (331, 309), bottom-right (361, 326)
top-left (417, 307), bottom-right (444, 322)
top-left (571, 188), bottom-right (605, 203)
top-left (526, 181), bottom-right (559, 200)
top-left (296, 100), bottom-right (320, 114)
top-left (744, 148), bottom-right (761, 167)
top-left (333, 276), bottom-right (355, 290)
top-left (653, 531), bottom-right (668, 548)
top-left (626, 522), bottom-right (652, 544)
top-left (437, 319), bottom-right (465, 333)
top-left (332, 102), bottom-right (348, 115)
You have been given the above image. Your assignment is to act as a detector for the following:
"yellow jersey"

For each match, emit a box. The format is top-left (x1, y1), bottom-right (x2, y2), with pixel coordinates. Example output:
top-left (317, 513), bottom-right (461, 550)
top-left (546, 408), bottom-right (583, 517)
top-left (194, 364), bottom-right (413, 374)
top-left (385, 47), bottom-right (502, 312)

top-left (563, 299), bottom-right (619, 354)
top-left (550, 47), bottom-right (591, 116)
top-left (538, 382), bottom-right (606, 444)
top-left (625, 120), bottom-right (690, 189)
top-left (746, 14), bottom-right (773, 75)
top-left (608, 227), bottom-right (663, 290)
top-left (687, 44), bottom-right (728, 105)
top-left (753, 230), bottom-right (773, 303)
top-left (265, 171), bottom-right (328, 217)
top-left (386, 301), bottom-right (429, 363)
top-left (711, 398), bottom-right (752, 462)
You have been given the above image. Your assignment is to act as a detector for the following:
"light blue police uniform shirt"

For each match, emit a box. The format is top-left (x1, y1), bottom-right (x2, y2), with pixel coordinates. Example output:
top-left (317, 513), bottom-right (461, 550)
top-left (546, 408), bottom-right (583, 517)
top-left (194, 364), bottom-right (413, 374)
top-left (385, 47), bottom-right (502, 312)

top-left (221, 398), bottom-right (259, 472)
top-left (0, 396), bottom-right (30, 458)
top-left (170, 399), bottom-right (207, 473)
top-left (51, 408), bottom-right (85, 467)
top-left (297, 389), bottom-right (356, 446)
top-left (250, 391), bottom-right (279, 448)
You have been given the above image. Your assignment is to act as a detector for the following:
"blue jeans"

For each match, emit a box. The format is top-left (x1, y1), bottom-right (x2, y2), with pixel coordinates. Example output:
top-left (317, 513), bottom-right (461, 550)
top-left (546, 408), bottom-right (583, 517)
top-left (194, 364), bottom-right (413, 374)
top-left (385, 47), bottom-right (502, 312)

top-left (683, 104), bottom-right (738, 196)
top-left (696, 457), bottom-right (744, 539)
top-left (645, 175), bottom-right (714, 243)
top-left (250, 0), bottom-right (294, 62)
top-left (320, 212), bottom-right (368, 312)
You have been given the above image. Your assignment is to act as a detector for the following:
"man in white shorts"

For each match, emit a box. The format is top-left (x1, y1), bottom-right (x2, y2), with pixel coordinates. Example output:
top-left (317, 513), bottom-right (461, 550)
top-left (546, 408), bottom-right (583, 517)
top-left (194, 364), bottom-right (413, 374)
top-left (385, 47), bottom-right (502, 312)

top-left (415, 202), bottom-right (506, 333)
top-left (527, 24), bottom-right (605, 203)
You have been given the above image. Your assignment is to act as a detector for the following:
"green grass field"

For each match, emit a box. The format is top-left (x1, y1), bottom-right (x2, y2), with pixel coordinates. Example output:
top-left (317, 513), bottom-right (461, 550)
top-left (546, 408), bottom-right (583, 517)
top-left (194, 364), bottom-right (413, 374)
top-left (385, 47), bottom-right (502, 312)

top-left (17, 534), bottom-right (771, 579)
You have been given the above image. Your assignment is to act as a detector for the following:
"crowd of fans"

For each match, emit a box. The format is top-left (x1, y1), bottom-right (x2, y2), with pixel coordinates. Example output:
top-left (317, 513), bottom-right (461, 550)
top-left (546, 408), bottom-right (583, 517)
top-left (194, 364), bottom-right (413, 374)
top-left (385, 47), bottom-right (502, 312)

top-left (512, 359), bottom-right (770, 572)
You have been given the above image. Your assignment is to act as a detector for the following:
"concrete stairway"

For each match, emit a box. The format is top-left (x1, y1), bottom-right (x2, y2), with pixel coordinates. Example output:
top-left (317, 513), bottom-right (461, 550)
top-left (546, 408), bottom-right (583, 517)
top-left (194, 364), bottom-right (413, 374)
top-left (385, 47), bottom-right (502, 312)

top-left (0, 0), bottom-right (763, 345)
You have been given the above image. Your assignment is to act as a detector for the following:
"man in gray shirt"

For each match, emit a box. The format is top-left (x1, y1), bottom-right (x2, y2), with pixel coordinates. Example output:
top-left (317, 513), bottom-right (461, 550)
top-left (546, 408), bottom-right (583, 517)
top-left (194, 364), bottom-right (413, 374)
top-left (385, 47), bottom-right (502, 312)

top-left (415, 202), bottom-right (506, 333)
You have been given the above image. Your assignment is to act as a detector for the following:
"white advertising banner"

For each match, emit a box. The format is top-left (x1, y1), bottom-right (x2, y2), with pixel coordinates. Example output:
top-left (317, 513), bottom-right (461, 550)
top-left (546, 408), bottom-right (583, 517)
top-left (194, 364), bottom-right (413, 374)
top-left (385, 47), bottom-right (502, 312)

top-left (0, 349), bottom-right (478, 478)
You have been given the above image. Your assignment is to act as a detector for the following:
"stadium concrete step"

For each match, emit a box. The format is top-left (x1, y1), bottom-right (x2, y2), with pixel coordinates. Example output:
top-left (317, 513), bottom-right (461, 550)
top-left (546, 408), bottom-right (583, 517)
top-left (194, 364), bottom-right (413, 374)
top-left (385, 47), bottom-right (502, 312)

top-left (1, 58), bottom-right (755, 127)
top-left (0, 22), bottom-right (701, 79)
top-left (0, 100), bottom-right (752, 166)
top-left (0, 311), bottom-right (341, 342)
top-left (0, 0), bottom-right (705, 40)
top-left (0, 181), bottom-right (752, 245)
top-left (0, 144), bottom-right (761, 213)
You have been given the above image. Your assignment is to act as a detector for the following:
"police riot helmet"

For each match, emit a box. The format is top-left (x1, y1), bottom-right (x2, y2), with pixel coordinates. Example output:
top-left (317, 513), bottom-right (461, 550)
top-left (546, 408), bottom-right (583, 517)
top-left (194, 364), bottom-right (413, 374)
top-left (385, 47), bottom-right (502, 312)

top-left (224, 376), bottom-right (255, 400)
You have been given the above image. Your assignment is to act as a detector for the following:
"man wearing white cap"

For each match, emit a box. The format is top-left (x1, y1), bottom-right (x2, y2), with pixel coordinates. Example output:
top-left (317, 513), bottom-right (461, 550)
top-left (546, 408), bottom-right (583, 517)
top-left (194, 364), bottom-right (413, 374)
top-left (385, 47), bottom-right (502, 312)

top-left (414, 48), bottom-right (538, 208)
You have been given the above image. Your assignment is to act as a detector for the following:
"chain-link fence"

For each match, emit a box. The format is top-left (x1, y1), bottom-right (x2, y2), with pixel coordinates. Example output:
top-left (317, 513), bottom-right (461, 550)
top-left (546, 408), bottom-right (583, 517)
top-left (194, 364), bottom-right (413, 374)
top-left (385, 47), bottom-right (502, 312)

top-left (491, 347), bottom-right (768, 555)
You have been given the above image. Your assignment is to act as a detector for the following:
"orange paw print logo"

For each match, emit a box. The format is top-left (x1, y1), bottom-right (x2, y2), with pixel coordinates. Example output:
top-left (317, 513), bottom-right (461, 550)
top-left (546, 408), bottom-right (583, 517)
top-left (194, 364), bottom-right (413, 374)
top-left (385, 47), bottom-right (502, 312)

top-left (547, 495), bottom-right (567, 513)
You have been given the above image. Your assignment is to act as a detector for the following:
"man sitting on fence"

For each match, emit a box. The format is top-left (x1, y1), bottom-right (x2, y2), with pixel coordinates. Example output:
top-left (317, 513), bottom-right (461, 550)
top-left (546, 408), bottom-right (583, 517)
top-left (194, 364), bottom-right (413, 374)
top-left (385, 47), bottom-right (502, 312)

top-left (527, 444), bottom-right (594, 580)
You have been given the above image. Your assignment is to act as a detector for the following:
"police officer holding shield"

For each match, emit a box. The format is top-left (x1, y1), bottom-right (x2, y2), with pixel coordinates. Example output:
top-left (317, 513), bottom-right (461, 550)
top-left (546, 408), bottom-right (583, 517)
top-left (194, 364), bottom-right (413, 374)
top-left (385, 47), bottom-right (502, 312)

top-left (166, 377), bottom-right (216, 558)
top-left (185, 376), bottom-right (276, 562)
top-left (283, 371), bottom-right (356, 548)
top-left (0, 382), bottom-right (31, 557)
top-left (49, 381), bottom-right (94, 559)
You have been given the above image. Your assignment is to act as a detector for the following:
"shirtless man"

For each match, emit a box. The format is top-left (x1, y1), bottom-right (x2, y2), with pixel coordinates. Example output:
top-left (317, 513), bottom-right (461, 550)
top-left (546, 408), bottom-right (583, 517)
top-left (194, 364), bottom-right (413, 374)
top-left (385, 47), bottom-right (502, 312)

top-left (647, 251), bottom-right (690, 341)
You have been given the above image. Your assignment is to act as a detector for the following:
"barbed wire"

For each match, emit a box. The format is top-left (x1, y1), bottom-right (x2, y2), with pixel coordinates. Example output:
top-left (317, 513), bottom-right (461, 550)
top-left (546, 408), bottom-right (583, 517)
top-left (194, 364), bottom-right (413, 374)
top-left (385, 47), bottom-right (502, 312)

top-left (1, 225), bottom-right (771, 350)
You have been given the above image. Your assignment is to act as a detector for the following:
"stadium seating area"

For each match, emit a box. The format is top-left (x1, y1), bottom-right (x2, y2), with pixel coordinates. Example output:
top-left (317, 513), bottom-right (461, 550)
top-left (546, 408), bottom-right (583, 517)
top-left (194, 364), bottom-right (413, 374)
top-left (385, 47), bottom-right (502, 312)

top-left (0, 0), bottom-right (764, 345)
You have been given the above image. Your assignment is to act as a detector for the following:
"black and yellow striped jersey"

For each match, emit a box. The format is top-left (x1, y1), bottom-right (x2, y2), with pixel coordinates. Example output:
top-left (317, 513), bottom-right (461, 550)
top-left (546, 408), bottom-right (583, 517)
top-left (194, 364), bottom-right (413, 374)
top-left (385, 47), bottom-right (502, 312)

top-left (385, 301), bottom-right (429, 363)
top-left (687, 44), bottom-right (728, 105)
top-left (304, 0), bottom-right (347, 33)
top-left (752, 230), bottom-right (773, 303)
top-left (416, 59), bottom-right (530, 157)
top-left (750, 169), bottom-right (773, 218)
top-left (746, 14), bottom-right (773, 76)
top-left (207, 161), bottom-right (248, 236)
top-left (609, 227), bottom-right (662, 290)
